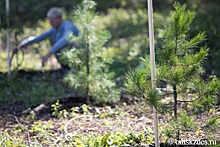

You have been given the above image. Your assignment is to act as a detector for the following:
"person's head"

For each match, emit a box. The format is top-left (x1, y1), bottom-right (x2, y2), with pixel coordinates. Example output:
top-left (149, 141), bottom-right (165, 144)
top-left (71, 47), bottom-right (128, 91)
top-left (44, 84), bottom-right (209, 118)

top-left (47, 7), bottom-right (63, 28)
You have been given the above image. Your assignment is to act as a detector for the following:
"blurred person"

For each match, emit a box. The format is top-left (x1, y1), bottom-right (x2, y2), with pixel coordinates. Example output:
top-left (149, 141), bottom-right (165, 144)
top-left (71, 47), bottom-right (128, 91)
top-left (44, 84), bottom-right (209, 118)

top-left (14, 7), bottom-right (80, 70)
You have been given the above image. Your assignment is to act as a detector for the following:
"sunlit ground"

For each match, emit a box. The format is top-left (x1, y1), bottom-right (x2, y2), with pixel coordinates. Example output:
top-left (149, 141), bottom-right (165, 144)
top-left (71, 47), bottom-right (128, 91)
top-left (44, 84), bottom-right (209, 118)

top-left (0, 50), bottom-right (61, 73)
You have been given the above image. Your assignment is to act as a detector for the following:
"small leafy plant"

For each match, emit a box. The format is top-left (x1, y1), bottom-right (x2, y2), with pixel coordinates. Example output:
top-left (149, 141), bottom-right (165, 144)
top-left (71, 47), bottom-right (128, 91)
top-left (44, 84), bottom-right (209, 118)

top-left (68, 131), bottom-right (151, 147)
top-left (51, 100), bottom-right (69, 118)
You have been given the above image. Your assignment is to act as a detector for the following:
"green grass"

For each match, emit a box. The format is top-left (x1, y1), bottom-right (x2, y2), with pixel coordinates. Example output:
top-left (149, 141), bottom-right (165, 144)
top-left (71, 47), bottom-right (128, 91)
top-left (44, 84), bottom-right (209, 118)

top-left (0, 50), bottom-right (59, 73)
top-left (0, 51), bottom-right (71, 107)
top-left (0, 72), bottom-right (71, 106)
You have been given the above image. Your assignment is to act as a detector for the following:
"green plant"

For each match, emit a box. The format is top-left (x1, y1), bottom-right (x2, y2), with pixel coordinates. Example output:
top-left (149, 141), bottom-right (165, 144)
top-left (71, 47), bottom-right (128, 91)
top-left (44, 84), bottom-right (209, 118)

top-left (51, 100), bottom-right (69, 118)
top-left (62, 0), bottom-right (120, 104)
top-left (68, 131), bottom-right (148, 147)
top-left (124, 2), bottom-right (220, 140)
top-left (0, 66), bottom-right (73, 107)
top-left (26, 110), bottom-right (36, 121)
top-left (123, 56), bottom-right (169, 113)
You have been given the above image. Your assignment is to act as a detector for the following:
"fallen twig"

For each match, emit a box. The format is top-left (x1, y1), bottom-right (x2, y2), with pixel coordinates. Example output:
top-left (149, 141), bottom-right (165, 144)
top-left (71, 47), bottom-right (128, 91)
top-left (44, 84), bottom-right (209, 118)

top-left (64, 115), bottom-right (93, 141)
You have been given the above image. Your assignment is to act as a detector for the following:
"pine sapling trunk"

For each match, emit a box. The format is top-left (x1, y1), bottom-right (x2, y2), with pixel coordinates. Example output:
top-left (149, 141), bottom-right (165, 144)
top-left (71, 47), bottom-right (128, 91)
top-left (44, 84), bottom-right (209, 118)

top-left (86, 39), bottom-right (90, 104)
top-left (173, 83), bottom-right (180, 139)
top-left (173, 83), bottom-right (177, 118)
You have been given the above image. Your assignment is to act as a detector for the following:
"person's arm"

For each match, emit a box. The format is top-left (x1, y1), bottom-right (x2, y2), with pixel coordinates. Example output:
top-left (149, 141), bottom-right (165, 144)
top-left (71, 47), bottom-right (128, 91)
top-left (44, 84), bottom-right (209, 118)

top-left (42, 51), bottom-right (53, 67)
top-left (42, 22), bottom-right (80, 66)
top-left (49, 23), bottom-right (80, 53)
top-left (20, 29), bottom-right (53, 48)
top-left (13, 29), bottom-right (53, 54)
top-left (49, 33), bottom-right (70, 53)
top-left (42, 27), bottom-right (72, 66)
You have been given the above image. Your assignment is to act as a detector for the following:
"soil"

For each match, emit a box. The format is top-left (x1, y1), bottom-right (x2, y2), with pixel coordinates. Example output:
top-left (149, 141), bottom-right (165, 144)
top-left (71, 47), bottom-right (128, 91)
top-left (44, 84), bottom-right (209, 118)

top-left (0, 70), bottom-right (219, 147)
top-left (1, 96), bottom-right (219, 146)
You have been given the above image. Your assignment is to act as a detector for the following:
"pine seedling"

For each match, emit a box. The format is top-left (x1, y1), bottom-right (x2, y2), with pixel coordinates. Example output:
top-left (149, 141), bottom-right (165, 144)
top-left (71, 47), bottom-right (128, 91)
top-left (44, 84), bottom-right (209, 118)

top-left (124, 2), bottom-right (220, 140)
top-left (62, 0), bottom-right (120, 104)
top-left (156, 2), bottom-right (220, 117)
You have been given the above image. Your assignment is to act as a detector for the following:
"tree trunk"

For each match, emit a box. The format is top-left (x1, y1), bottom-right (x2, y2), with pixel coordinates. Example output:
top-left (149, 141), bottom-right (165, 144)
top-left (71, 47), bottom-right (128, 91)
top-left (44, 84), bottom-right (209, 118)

top-left (173, 83), bottom-right (177, 118)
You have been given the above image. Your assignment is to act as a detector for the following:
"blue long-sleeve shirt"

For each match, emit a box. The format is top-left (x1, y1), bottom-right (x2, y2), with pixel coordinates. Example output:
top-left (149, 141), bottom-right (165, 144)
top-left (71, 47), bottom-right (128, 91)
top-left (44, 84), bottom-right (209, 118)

top-left (21, 20), bottom-right (80, 53)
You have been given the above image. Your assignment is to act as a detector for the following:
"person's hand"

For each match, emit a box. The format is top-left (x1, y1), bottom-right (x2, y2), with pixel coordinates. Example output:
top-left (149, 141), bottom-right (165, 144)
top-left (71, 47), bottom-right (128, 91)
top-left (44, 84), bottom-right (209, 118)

top-left (12, 47), bottom-right (19, 54)
top-left (42, 52), bottom-right (53, 67)
top-left (17, 44), bottom-right (22, 49)
top-left (12, 44), bottom-right (22, 54)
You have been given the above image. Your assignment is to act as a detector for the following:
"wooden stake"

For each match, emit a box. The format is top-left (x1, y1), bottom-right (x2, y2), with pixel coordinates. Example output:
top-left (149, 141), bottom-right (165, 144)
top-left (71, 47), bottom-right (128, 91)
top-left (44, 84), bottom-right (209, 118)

top-left (147, 0), bottom-right (160, 146)
top-left (6, 0), bottom-right (10, 76)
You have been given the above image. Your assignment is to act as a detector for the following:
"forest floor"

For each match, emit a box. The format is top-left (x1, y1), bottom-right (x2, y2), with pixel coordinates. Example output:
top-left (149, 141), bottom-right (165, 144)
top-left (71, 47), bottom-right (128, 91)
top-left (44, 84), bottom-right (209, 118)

top-left (0, 96), bottom-right (219, 146)
top-left (0, 70), bottom-right (219, 147)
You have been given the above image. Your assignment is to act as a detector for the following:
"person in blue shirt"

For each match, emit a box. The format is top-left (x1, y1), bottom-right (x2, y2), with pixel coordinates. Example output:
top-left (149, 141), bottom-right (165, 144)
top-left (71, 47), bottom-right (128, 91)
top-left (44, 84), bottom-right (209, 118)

top-left (15, 7), bottom-right (80, 69)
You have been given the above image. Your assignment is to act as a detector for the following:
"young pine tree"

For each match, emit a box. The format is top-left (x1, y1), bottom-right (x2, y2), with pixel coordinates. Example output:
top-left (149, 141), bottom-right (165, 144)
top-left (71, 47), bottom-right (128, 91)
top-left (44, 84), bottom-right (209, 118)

top-left (124, 2), bottom-right (220, 140)
top-left (62, 0), bottom-right (120, 104)
top-left (156, 2), bottom-right (220, 116)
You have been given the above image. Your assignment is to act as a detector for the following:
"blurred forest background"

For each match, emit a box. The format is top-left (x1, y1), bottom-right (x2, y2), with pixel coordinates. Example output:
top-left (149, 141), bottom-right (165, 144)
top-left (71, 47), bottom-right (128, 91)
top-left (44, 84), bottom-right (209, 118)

top-left (1, 0), bottom-right (220, 76)
top-left (1, 0), bottom-right (220, 105)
